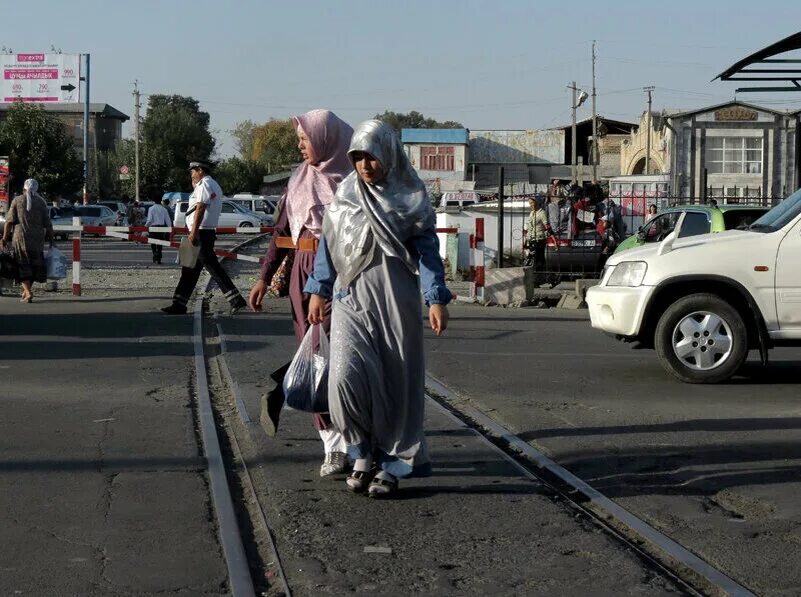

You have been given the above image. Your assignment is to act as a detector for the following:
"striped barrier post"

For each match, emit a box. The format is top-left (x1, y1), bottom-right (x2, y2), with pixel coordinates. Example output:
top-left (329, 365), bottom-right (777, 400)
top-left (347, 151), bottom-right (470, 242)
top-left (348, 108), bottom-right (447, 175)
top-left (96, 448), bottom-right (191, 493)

top-left (71, 216), bottom-right (81, 296)
top-left (471, 218), bottom-right (485, 302)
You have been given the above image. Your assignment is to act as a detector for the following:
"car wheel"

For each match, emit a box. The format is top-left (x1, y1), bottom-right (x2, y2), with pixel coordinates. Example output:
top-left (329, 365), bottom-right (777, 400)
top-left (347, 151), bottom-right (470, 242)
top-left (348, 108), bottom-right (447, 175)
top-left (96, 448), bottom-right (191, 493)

top-left (239, 221), bottom-right (253, 228)
top-left (654, 293), bottom-right (748, 384)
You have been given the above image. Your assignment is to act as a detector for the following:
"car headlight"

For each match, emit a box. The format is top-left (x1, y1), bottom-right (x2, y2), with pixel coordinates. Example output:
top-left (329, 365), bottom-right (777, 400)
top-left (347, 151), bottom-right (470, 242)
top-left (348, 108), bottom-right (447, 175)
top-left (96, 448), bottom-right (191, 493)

top-left (606, 261), bottom-right (647, 287)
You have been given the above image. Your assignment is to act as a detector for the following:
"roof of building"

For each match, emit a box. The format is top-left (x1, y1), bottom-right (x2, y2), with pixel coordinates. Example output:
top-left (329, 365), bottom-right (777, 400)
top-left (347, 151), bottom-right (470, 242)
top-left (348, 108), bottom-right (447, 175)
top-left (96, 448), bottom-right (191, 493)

top-left (0, 102), bottom-right (129, 121)
top-left (262, 171), bottom-right (292, 184)
top-left (401, 128), bottom-right (469, 144)
top-left (665, 100), bottom-right (792, 119)
top-left (715, 30), bottom-right (801, 84)
top-left (550, 116), bottom-right (637, 131)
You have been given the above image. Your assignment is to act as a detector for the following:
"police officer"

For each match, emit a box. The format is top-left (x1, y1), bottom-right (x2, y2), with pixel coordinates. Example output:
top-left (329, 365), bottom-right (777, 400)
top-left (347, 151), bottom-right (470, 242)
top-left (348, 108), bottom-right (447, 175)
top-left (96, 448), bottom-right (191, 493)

top-left (161, 160), bottom-right (247, 314)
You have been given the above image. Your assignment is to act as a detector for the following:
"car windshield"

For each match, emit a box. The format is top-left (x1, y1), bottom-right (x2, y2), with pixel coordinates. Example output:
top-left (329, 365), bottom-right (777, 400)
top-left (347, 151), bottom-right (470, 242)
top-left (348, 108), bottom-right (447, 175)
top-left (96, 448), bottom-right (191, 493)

top-left (749, 189), bottom-right (801, 232)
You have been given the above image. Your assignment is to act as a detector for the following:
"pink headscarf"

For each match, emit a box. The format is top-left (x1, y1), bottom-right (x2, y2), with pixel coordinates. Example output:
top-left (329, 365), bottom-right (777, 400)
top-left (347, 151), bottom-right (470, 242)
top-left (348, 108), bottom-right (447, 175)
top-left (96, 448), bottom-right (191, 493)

top-left (286, 109), bottom-right (354, 241)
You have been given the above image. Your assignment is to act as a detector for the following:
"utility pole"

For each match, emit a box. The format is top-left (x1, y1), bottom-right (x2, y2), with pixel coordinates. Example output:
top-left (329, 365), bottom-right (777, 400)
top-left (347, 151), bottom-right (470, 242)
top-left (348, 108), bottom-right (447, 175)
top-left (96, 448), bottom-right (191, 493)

top-left (497, 166), bottom-right (505, 268)
top-left (82, 54), bottom-right (90, 204)
top-left (644, 86), bottom-right (654, 175)
top-left (592, 40), bottom-right (599, 184)
top-left (568, 82), bottom-right (588, 185)
top-left (133, 80), bottom-right (141, 202)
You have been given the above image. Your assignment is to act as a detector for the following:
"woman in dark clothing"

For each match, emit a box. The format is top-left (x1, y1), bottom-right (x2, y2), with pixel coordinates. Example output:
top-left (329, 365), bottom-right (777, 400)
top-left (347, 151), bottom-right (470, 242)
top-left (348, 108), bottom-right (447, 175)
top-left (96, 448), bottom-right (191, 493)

top-left (1, 179), bottom-right (53, 302)
top-left (248, 109), bottom-right (354, 477)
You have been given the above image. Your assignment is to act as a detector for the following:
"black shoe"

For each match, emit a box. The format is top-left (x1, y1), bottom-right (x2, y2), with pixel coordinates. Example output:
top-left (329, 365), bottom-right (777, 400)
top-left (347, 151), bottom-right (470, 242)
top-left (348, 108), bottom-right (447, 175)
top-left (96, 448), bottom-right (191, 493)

top-left (161, 304), bottom-right (187, 315)
top-left (229, 296), bottom-right (247, 316)
top-left (259, 363), bottom-right (290, 436)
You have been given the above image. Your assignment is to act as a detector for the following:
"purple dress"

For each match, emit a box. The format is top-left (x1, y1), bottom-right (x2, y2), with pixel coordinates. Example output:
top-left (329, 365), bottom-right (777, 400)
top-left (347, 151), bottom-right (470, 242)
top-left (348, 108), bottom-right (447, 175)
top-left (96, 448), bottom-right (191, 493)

top-left (260, 204), bottom-right (332, 431)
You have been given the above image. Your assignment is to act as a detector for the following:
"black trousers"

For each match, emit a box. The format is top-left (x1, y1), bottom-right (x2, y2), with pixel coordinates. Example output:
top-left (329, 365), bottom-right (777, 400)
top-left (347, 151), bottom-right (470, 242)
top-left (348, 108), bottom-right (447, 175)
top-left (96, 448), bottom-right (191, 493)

top-left (530, 240), bottom-right (546, 270)
top-left (171, 230), bottom-right (242, 307)
top-left (150, 231), bottom-right (169, 263)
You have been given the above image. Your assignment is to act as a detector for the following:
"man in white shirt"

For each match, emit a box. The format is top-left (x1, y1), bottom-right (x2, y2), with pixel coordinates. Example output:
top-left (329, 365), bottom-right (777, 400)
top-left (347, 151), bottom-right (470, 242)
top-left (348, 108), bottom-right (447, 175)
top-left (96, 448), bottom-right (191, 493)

top-left (145, 197), bottom-right (172, 264)
top-left (161, 160), bottom-right (246, 315)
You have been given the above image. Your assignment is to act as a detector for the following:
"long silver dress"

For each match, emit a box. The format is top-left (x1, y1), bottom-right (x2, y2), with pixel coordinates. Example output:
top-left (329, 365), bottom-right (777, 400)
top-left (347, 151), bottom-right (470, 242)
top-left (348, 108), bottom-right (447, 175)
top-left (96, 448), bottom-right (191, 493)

top-left (305, 120), bottom-right (451, 478)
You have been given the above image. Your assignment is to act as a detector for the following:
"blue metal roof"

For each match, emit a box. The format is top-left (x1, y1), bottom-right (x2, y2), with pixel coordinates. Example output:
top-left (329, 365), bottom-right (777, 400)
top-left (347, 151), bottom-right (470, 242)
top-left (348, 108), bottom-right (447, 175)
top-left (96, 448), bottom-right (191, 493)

top-left (401, 128), bottom-right (469, 144)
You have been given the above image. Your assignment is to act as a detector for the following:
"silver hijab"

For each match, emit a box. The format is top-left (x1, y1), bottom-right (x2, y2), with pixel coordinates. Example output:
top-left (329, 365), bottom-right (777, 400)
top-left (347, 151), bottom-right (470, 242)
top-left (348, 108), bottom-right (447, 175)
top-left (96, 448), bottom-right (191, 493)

top-left (322, 120), bottom-right (435, 288)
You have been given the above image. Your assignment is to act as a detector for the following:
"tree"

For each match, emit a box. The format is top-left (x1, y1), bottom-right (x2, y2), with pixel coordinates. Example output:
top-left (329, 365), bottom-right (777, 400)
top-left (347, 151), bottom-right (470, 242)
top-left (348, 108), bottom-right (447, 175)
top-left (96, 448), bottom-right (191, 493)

top-left (214, 157), bottom-right (270, 195)
top-left (231, 120), bottom-right (257, 160)
top-left (251, 119), bottom-right (300, 171)
top-left (0, 102), bottom-right (83, 197)
top-left (142, 94), bottom-right (215, 193)
top-left (374, 110), bottom-right (464, 133)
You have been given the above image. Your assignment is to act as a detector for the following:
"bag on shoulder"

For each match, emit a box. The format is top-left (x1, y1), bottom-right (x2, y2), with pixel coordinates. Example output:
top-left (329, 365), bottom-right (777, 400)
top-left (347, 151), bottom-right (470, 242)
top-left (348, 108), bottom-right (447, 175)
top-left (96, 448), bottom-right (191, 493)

top-left (283, 324), bottom-right (329, 413)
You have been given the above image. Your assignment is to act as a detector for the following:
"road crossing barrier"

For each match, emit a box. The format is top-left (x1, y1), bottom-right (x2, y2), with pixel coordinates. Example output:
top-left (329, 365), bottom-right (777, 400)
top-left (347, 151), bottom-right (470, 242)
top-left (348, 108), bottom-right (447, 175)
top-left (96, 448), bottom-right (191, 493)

top-left (52, 224), bottom-right (469, 298)
top-left (469, 218), bottom-right (486, 302)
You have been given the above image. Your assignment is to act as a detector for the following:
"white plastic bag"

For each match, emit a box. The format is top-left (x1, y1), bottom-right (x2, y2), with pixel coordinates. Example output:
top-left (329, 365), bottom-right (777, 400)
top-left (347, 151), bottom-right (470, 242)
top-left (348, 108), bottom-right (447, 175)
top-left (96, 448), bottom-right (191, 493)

top-left (45, 246), bottom-right (68, 279)
top-left (283, 324), bottom-right (329, 412)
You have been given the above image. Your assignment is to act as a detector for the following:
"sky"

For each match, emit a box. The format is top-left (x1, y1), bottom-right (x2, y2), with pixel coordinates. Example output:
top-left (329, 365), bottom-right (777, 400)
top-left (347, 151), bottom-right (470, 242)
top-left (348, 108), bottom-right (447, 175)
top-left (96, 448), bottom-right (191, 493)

top-left (3, 0), bottom-right (801, 158)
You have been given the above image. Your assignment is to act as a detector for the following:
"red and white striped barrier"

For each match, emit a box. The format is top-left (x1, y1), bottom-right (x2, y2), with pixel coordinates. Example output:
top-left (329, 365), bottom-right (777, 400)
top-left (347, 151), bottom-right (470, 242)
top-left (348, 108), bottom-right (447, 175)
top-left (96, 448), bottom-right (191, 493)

top-left (57, 224), bottom-right (466, 297)
top-left (469, 218), bottom-right (485, 302)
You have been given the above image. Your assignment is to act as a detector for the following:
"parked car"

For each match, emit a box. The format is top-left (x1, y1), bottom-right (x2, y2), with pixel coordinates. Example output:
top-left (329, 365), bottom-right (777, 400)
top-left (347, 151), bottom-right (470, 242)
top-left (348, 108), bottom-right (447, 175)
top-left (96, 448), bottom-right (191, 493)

top-left (97, 201), bottom-right (127, 226)
top-left (230, 194), bottom-right (279, 217)
top-left (50, 206), bottom-right (78, 240)
top-left (586, 189), bottom-right (801, 384)
top-left (173, 199), bottom-right (264, 228)
top-left (614, 205), bottom-right (768, 254)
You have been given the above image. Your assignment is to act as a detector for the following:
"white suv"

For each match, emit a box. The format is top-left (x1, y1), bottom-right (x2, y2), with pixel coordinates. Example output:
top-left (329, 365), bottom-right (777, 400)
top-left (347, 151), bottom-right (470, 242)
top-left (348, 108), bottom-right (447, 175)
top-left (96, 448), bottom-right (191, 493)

top-left (587, 190), bottom-right (801, 383)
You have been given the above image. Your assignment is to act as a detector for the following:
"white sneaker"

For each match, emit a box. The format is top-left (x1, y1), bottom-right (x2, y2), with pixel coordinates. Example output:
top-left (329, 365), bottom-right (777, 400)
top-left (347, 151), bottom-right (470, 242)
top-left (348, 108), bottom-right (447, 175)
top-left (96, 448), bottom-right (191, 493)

top-left (320, 451), bottom-right (348, 477)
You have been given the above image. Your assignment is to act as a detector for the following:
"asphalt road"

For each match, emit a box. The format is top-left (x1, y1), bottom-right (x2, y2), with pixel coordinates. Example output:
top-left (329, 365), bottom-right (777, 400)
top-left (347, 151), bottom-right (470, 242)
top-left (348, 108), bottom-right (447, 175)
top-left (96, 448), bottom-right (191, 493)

top-left (424, 306), bottom-right (801, 595)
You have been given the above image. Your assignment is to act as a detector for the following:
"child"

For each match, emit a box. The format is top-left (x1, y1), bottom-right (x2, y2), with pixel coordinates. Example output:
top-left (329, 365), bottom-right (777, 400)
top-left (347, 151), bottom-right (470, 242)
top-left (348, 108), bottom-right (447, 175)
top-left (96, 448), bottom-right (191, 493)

top-left (305, 120), bottom-right (451, 497)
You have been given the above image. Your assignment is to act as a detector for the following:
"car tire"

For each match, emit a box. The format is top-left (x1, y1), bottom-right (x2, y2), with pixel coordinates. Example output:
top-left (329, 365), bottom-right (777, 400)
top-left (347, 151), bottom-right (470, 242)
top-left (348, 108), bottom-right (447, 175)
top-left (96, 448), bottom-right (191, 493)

top-left (654, 293), bottom-right (748, 384)
top-left (239, 221), bottom-right (253, 228)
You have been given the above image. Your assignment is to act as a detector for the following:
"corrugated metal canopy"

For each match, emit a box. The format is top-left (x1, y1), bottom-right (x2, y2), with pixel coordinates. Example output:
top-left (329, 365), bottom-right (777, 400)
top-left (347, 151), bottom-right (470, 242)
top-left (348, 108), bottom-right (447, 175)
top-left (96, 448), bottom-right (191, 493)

top-left (715, 31), bottom-right (801, 92)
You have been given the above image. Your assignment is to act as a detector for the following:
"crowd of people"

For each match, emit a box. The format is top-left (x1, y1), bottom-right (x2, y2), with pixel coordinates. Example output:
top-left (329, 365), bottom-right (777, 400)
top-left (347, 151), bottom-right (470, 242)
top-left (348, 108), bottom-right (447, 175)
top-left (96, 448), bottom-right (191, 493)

top-left (525, 179), bottom-right (631, 268)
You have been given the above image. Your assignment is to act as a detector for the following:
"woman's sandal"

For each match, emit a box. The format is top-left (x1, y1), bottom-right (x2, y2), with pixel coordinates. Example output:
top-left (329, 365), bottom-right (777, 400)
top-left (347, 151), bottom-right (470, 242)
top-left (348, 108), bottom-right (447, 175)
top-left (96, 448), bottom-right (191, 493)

top-left (346, 469), bottom-right (375, 493)
top-left (367, 474), bottom-right (399, 498)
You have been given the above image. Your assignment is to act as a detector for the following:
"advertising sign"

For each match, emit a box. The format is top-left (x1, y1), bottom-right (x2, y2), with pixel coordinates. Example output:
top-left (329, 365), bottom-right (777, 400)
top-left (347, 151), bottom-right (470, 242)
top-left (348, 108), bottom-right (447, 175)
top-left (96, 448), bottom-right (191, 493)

top-left (0, 156), bottom-right (9, 210)
top-left (1, 53), bottom-right (80, 103)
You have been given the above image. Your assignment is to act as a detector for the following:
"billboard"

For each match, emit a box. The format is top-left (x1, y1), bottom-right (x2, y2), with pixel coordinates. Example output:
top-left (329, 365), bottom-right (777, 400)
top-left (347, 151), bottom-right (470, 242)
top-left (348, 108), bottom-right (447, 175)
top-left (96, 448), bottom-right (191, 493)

top-left (1, 53), bottom-right (80, 103)
top-left (0, 156), bottom-right (9, 209)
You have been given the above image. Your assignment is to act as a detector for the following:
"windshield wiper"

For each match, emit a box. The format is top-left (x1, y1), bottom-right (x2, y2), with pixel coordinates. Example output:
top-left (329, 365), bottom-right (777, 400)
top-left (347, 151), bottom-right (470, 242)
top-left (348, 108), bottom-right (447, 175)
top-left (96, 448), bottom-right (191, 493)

top-left (748, 223), bottom-right (775, 232)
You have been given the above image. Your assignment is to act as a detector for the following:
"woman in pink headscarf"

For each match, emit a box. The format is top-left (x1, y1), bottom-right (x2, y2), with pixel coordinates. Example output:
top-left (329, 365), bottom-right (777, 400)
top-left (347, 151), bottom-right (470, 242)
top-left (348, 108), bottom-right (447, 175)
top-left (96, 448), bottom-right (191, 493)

top-left (249, 109), bottom-right (354, 476)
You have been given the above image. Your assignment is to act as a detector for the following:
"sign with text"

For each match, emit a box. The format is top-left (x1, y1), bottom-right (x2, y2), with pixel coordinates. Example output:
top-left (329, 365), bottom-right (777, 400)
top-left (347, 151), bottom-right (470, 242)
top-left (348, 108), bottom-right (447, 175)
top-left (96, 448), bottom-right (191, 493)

top-left (1, 53), bottom-right (80, 103)
top-left (0, 156), bottom-right (9, 206)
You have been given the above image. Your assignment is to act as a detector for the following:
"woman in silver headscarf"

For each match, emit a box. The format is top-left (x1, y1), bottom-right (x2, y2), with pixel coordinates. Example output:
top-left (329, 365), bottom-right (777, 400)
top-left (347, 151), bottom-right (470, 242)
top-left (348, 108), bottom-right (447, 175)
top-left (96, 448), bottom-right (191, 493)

top-left (305, 120), bottom-right (451, 498)
top-left (1, 179), bottom-right (53, 302)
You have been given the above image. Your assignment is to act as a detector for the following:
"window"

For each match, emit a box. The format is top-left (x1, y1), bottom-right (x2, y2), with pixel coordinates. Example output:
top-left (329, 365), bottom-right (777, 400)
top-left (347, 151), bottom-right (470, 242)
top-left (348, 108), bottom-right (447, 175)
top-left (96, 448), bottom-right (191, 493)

top-left (643, 212), bottom-right (679, 241)
top-left (420, 145), bottom-right (455, 171)
top-left (705, 136), bottom-right (762, 174)
top-left (222, 203), bottom-right (236, 213)
top-left (677, 212), bottom-right (710, 238)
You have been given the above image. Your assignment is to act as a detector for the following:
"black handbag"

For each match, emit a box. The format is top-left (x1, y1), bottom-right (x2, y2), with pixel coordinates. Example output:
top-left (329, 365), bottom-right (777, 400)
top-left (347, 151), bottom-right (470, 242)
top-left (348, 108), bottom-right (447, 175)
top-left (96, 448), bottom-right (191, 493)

top-left (0, 250), bottom-right (18, 280)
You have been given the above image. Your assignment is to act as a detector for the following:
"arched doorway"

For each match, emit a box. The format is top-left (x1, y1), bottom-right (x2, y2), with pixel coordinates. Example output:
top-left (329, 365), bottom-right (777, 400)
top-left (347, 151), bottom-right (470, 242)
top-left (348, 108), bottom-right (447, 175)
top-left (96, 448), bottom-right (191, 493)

top-left (631, 157), bottom-right (646, 175)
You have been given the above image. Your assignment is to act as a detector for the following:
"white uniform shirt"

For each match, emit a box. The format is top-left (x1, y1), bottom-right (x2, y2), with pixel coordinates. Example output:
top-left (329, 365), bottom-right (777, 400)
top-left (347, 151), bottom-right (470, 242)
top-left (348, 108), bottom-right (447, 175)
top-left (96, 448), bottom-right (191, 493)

top-left (145, 203), bottom-right (172, 227)
top-left (188, 176), bottom-right (223, 230)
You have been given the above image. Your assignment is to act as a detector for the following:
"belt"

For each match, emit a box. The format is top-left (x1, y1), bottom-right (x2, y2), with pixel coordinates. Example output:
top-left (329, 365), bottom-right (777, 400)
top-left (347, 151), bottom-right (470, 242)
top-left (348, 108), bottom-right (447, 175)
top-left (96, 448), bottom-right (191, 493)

top-left (275, 236), bottom-right (319, 252)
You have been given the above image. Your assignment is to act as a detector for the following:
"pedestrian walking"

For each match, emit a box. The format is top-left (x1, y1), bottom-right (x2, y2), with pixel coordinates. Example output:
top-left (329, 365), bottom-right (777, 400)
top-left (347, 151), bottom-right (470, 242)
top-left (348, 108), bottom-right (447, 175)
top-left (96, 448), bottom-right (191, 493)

top-left (306, 120), bottom-right (452, 498)
top-left (248, 109), bottom-right (354, 476)
top-left (525, 197), bottom-right (548, 271)
top-left (161, 160), bottom-right (247, 315)
top-left (145, 197), bottom-right (172, 264)
top-left (0, 179), bottom-right (53, 303)
top-left (126, 200), bottom-right (144, 227)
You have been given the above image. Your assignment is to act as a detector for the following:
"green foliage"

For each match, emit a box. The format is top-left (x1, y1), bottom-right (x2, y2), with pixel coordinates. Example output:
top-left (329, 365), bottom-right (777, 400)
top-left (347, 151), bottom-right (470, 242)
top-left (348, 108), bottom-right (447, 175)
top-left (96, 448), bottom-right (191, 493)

top-left (374, 110), bottom-right (464, 133)
top-left (231, 120), bottom-right (257, 160)
top-left (141, 94), bottom-right (215, 194)
top-left (0, 102), bottom-right (83, 197)
top-left (214, 157), bottom-right (270, 195)
top-left (251, 119), bottom-right (300, 171)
